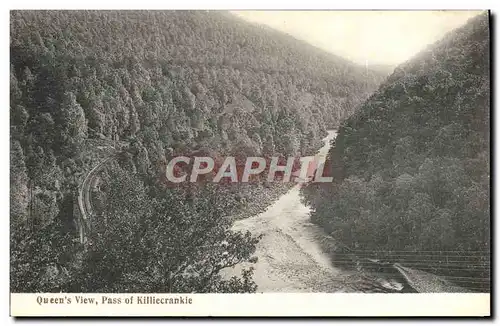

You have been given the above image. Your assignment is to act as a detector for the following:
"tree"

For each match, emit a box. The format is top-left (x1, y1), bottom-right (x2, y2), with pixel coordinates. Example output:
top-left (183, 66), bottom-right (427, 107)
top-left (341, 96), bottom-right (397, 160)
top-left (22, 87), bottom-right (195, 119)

top-left (74, 166), bottom-right (260, 293)
top-left (60, 91), bottom-right (87, 147)
top-left (10, 140), bottom-right (29, 227)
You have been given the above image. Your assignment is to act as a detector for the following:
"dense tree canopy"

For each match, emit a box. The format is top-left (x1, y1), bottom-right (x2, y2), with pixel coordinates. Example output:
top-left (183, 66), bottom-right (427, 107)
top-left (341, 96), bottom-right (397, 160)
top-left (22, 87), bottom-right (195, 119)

top-left (10, 11), bottom-right (383, 292)
top-left (303, 13), bottom-right (490, 291)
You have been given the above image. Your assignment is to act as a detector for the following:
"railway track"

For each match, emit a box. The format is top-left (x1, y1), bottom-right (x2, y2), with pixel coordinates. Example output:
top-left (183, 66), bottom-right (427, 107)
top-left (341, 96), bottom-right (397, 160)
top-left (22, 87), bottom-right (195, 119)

top-left (76, 150), bottom-right (118, 244)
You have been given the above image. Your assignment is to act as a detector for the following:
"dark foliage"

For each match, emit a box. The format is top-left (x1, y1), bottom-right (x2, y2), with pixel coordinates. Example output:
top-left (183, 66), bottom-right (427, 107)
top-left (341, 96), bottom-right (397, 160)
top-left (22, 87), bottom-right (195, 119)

top-left (303, 13), bottom-right (490, 291)
top-left (10, 11), bottom-right (383, 292)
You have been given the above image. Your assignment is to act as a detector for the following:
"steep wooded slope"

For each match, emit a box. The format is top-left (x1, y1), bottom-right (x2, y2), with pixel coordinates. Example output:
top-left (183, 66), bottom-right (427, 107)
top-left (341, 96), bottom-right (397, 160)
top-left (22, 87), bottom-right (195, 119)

top-left (305, 12), bottom-right (490, 291)
top-left (10, 10), bottom-right (384, 292)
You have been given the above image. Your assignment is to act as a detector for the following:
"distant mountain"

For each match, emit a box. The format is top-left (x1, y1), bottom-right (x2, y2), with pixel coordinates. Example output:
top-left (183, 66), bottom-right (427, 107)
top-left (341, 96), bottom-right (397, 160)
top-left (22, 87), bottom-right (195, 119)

top-left (10, 10), bottom-right (385, 227)
top-left (305, 12), bottom-right (490, 291)
top-left (366, 63), bottom-right (395, 75)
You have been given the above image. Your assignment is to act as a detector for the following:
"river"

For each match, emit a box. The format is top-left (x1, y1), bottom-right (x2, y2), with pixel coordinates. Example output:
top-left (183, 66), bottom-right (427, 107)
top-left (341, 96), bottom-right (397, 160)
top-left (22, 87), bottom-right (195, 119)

top-left (221, 130), bottom-right (399, 292)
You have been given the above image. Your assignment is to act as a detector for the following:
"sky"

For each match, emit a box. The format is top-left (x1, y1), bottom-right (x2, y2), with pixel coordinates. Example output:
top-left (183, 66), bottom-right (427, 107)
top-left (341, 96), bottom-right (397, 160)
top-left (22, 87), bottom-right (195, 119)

top-left (231, 11), bottom-right (483, 67)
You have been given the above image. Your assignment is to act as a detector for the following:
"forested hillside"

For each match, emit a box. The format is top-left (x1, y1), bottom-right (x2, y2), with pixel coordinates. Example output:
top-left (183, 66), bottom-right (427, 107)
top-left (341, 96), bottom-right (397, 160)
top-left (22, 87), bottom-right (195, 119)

top-left (10, 11), bottom-right (383, 292)
top-left (303, 12), bottom-right (490, 291)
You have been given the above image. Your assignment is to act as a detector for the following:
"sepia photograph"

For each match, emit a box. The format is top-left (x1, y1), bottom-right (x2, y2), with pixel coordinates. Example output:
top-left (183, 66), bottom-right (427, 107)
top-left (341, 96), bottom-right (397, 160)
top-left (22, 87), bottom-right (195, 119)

top-left (8, 7), bottom-right (491, 317)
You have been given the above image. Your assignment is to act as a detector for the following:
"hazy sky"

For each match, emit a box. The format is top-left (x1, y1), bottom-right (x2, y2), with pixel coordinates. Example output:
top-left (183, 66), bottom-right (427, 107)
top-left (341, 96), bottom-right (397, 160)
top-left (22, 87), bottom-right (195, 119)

top-left (231, 11), bottom-right (482, 66)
